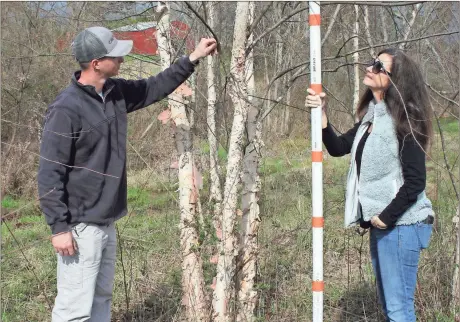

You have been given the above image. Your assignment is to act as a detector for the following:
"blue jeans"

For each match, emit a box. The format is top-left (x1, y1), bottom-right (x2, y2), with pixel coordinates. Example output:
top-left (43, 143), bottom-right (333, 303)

top-left (370, 223), bottom-right (432, 322)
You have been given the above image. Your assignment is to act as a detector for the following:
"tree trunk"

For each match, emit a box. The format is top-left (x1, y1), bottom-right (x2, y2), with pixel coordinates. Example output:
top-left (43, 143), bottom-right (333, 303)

top-left (280, 54), bottom-right (291, 136)
top-left (453, 76), bottom-right (460, 312)
top-left (363, 5), bottom-right (376, 57)
top-left (321, 4), bottom-right (341, 47)
top-left (283, 86), bottom-right (292, 136)
top-left (352, 5), bottom-right (360, 120)
top-left (272, 3), bottom-right (284, 135)
top-left (212, 2), bottom-right (250, 321)
top-left (453, 206), bottom-right (460, 311)
top-left (380, 6), bottom-right (388, 42)
top-left (237, 3), bottom-right (261, 321)
top-left (206, 1), bottom-right (223, 244)
top-left (189, 73), bottom-right (196, 129)
top-left (399, 3), bottom-right (422, 50)
top-left (156, 4), bottom-right (208, 321)
top-left (263, 56), bottom-right (271, 130)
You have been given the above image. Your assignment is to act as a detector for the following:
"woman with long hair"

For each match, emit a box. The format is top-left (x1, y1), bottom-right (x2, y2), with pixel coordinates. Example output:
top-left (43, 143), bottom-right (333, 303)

top-left (305, 48), bottom-right (434, 321)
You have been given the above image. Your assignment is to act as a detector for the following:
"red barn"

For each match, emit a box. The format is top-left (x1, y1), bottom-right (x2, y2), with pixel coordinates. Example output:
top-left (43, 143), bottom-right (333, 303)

top-left (113, 21), bottom-right (195, 55)
top-left (57, 20), bottom-right (195, 56)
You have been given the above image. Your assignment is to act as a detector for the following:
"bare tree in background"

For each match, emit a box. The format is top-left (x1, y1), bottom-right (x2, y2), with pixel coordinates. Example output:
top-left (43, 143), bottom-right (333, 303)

top-left (399, 3), bottom-right (422, 50)
top-left (363, 5), bottom-right (376, 57)
top-left (352, 4), bottom-right (360, 120)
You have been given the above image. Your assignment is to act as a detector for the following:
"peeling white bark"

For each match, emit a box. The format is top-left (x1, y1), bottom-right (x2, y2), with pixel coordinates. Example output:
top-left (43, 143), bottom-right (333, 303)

top-left (189, 73), bottom-right (196, 129)
top-left (212, 2), bottom-right (250, 321)
top-left (156, 3), bottom-right (208, 320)
top-left (453, 207), bottom-right (460, 309)
top-left (206, 1), bottom-right (223, 232)
top-left (237, 3), bottom-right (261, 321)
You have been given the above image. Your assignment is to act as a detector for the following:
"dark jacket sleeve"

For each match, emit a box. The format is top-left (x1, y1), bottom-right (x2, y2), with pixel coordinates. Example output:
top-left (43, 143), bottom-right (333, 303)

top-left (38, 107), bottom-right (76, 234)
top-left (322, 121), bottom-right (361, 156)
top-left (113, 56), bottom-right (197, 113)
top-left (378, 137), bottom-right (427, 227)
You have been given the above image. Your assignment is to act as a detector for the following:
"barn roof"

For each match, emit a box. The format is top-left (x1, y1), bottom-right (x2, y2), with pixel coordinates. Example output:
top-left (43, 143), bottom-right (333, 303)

top-left (112, 22), bottom-right (157, 32)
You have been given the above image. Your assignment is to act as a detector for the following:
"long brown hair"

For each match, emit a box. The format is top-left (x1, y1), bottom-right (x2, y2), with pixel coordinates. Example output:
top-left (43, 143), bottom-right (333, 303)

top-left (356, 48), bottom-right (433, 149)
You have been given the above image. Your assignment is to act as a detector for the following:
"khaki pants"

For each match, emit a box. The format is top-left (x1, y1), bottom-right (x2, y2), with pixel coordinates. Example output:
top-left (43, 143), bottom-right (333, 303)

top-left (52, 223), bottom-right (117, 322)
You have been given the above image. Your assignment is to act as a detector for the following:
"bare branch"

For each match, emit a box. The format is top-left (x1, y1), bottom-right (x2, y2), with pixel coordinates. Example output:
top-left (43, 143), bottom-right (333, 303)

top-left (399, 3), bottom-right (423, 49)
top-left (248, 2), bottom-right (274, 38)
top-left (323, 1), bottom-right (426, 7)
top-left (35, 4), bottom-right (155, 23)
top-left (426, 84), bottom-right (460, 107)
top-left (184, 1), bottom-right (222, 53)
top-left (363, 5), bottom-right (376, 57)
top-left (126, 54), bottom-right (161, 66)
top-left (432, 109), bottom-right (460, 201)
top-left (380, 6), bottom-right (389, 42)
top-left (263, 30), bottom-right (459, 92)
top-left (322, 4), bottom-right (342, 47)
top-left (245, 5), bottom-right (308, 56)
top-left (335, 31), bottom-right (459, 59)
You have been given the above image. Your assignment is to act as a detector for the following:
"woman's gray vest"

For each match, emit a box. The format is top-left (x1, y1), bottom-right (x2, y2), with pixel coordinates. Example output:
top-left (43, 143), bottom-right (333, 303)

top-left (344, 101), bottom-right (433, 228)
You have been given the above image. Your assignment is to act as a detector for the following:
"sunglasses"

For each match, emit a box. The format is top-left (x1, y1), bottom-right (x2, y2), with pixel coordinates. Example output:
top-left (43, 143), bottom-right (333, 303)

top-left (369, 59), bottom-right (392, 77)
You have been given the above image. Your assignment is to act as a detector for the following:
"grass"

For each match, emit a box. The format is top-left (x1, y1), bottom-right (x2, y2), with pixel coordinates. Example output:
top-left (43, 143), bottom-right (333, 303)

top-left (436, 116), bottom-right (459, 134)
top-left (1, 186), bottom-right (181, 321)
top-left (199, 141), bottom-right (228, 162)
top-left (104, 16), bottom-right (154, 31)
top-left (1, 195), bottom-right (29, 211)
top-left (1, 124), bottom-right (459, 321)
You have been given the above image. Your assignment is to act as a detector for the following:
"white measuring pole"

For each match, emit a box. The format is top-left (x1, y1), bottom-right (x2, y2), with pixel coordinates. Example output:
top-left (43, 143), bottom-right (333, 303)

top-left (309, 2), bottom-right (324, 322)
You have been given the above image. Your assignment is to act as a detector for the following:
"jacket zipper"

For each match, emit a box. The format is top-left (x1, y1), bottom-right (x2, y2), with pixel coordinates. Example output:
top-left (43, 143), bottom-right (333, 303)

top-left (101, 85), bottom-right (114, 111)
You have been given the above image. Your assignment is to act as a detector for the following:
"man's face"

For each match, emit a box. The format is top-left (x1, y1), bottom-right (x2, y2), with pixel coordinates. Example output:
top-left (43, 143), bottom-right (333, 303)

top-left (94, 56), bottom-right (124, 78)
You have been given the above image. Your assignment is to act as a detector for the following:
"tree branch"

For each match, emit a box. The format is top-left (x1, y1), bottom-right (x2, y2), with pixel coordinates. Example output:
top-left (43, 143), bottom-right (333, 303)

top-left (322, 1), bottom-right (426, 7)
top-left (322, 4), bottom-right (342, 47)
top-left (399, 3), bottom-right (423, 49)
top-left (245, 5), bottom-right (308, 56)
top-left (248, 2), bottom-right (273, 38)
top-left (433, 109), bottom-right (460, 201)
top-left (184, 1), bottom-right (221, 53)
top-left (3, 53), bottom-right (72, 60)
top-left (334, 30), bottom-right (459, 59)
top-left (363, 5), bottom-right (376, 56)
top-left (36, 4), bottom-right (156, 23)
top-left (426, 84), bottom-right (459, 107)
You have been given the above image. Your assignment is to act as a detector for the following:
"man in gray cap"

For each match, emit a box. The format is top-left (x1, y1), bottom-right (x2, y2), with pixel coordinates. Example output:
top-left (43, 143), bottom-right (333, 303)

top-left (37, 26), bottom-right (216, 322)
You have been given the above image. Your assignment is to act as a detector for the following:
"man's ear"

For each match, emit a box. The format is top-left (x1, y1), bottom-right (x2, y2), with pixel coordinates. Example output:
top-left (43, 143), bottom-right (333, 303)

top-left (90, 59), bottom-right (100, 71)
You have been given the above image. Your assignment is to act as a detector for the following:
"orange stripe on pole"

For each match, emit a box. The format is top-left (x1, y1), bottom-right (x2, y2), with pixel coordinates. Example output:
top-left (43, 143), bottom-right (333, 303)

top-left (312, 217), bottom-right (324, 228)
top-left (310, 84), bottom-right (322, 95)
top-left (312, 151), bottom-right (323, 162)
top-left (309, 14), bottom-right (321, 26)
top-left (312, 281), bottom-right (324, 292)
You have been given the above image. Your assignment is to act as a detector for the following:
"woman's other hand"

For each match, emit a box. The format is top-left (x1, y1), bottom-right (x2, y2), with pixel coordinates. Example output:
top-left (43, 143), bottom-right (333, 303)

top-left (371, 216), bottom-right (388, 229)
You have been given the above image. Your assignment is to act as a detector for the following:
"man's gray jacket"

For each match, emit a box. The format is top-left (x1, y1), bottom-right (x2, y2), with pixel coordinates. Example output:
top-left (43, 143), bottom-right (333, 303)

top-left (38, 56), bottom-right (197, 234)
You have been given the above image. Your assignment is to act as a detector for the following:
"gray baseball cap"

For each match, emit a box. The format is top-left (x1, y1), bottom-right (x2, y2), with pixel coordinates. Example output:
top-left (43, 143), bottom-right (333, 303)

top-left (71, 26), bottom-right (133, 63)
